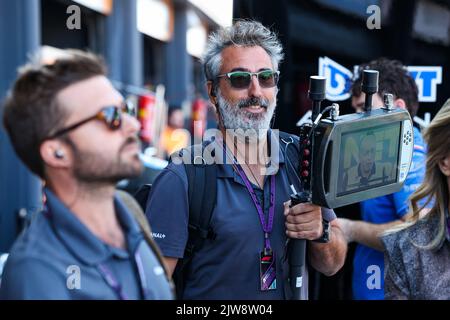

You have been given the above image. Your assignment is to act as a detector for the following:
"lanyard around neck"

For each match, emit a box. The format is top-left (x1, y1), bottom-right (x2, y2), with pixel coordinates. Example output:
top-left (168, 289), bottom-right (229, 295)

top-left (96, 240), bottom-right (151, 300)
top-left (42, 206), bottom-right (149, 300)
top-left (97, 263), bottom-right (129, 300)
top-left (223, 143), bottom-right (276, 250)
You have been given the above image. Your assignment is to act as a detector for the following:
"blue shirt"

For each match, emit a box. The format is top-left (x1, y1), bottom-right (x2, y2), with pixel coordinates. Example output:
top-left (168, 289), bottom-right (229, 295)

top-left (352, 126), bottom-right (426, 300)
top-left (146, 135), bottom-right (336, 300)
top-left (0, 189), bottom-right (173, 300)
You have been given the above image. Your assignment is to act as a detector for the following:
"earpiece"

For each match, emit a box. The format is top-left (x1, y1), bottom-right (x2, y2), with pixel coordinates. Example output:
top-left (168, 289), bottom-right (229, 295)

top-left (54, 150), bottom-right (64, 159)
top-left (210, 86), bottom-right (219, 108)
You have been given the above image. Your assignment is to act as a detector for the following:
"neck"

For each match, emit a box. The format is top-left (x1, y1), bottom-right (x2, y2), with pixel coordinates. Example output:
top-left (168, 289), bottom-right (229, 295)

top-left (48, 178), bottom-right (126, 249)
top-left (222, 128), bottom-right (269, 188)
top-left (223, 129), bottom-right (268, 166)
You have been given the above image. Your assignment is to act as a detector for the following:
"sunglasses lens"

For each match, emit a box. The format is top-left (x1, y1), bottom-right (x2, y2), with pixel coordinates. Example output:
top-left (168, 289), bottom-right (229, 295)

top-left (102, 107), bottom-right (122, 129)
top-left (227, 71), bottom-right (278, 89)
top-left (229, 72), bottom-right (252, 89)
top-left (123, 101), bottom-right (136, 117)
top-left (258, 71), bottom-right (278, 88)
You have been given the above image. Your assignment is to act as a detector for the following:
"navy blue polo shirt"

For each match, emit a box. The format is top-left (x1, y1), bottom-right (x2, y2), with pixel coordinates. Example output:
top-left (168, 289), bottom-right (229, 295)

top-left (0, 189), bottom-right (173, 300)
top-left (146, 135), bottom-right (336, 300)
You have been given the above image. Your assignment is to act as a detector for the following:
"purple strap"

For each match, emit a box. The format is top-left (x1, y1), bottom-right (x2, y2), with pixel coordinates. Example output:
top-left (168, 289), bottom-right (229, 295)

top-left (235, 165), bottom-right (276, 250)
top-left (97, 263), bottom-right (129, 300)
top-left (221, 142), bottom-right (276, 250)
top-left (446, 207), bottom-right (450, 240)
top-left (43, 205), bottom-right (149, 300)
top-left (98, 244), bottom-right (151, 300)
top-left (135, 246), bottom-right (149, 298)
top-left (447, 218), bottom-right (450, 239)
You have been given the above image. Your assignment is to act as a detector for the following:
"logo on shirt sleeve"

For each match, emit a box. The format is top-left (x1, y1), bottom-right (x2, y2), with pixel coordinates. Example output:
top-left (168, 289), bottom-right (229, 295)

top-left (152, 232), bottom-right (166, 239)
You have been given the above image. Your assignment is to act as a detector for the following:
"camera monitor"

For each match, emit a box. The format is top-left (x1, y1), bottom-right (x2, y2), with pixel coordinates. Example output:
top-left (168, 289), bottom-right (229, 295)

top-left (312, 108), bottom-right (414, 209)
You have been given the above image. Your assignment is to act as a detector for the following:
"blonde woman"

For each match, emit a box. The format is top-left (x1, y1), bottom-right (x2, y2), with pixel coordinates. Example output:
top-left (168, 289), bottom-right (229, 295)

top-left (382, 99), bottom-right (450, 299)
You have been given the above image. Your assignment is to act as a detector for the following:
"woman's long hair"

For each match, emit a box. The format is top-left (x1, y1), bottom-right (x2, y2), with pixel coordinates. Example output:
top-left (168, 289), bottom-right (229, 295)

top-left (387, 99), bottom-right (450, 250)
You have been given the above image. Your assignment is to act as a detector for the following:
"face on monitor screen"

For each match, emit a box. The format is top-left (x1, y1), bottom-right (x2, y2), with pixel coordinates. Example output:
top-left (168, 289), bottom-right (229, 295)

top-left (337, 123), bottom-right (400, 196)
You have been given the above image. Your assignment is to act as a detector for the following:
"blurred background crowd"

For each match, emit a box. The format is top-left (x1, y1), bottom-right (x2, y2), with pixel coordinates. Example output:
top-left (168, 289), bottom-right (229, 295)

top-left (1, 0), bottom-right (450, 299)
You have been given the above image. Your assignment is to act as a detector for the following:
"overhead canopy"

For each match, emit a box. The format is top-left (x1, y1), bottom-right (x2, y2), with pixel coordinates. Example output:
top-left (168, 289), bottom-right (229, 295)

top-left (137, 0), bottom-right (173, 42)
top-left (72, 0), bottom-right (113, 15)
top-left (188, 0), bottom-right (233, 27)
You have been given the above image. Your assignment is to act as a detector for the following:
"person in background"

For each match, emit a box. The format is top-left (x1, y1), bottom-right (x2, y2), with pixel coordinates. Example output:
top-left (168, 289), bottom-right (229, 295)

top-left (338, 58), bottom-right (426, 299)
top-left (382, 99), bottom-right (450, 300)
top-left (159, 107), bottom-right (189, 159)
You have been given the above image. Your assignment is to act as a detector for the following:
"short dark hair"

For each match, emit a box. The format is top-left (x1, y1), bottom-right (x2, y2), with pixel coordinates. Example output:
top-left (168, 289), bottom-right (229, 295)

top-left (2, 50), bottom-right (107, 179)
top-left (352, 58), bottom-right (419, 117)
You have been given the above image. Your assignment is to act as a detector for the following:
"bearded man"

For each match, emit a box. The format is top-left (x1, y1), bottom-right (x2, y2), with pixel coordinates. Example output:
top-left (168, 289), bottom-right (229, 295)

top-left (0, 50), bottom-right (173, 300)
top-left (145, 20), bottom-right (347, 300)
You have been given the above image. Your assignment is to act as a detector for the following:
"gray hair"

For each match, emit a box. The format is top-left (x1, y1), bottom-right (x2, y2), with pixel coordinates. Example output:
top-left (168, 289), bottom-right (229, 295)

top-left (202, 20), bottom-right (284, 82)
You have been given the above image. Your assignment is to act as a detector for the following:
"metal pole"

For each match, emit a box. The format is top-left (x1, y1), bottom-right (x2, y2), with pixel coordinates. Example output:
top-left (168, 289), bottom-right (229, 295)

top-left (164, 0), bottom-right (192, 107)
top-left (105, 0), bottom-right (143, 87)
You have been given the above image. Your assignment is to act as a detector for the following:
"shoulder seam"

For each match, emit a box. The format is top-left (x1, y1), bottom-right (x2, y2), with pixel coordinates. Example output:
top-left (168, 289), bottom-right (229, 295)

top-left (165, 165), bottom-right (188, 184)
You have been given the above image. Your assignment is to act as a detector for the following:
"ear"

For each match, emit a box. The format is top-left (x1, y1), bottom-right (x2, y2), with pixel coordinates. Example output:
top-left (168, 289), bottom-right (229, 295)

top-left (394, 98), bottom-right (407, 110)
top-left (40, 140), bottom-right (71, 169)
top-left (438, 155), bottom-right (450, 177)
top-left (206, 81), bottom-right (217, 106)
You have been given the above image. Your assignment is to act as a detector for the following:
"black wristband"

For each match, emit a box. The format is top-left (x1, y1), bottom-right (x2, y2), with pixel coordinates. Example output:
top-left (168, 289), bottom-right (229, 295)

top-left (313, 219), bottom-right (331, 243)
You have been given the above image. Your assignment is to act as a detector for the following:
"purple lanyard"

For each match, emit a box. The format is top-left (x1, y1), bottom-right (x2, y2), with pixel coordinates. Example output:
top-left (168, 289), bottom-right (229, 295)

top-left (97, 263), bottom-right (129, 300)
top-left (94, 244), bottom-right (150, 300)
top-left (447, 217), bottom-right (450, 239)
top-left (235, 165), bottom-right (276, 250)
top-left (43, 206), bottom-right (148, 300)
top-left (224, 142), bottom-right (276, 250)
top-left (446, 207), bottom-right (450, 240)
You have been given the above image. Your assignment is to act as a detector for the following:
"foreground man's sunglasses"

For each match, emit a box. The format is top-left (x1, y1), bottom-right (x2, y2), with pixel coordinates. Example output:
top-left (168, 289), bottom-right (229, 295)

top-left (216, 70), bottom-right (280, 89)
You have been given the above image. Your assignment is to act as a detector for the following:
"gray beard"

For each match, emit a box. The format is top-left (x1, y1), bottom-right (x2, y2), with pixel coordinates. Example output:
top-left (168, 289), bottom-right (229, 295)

top-left (216, 90), bottom-right (277, 139)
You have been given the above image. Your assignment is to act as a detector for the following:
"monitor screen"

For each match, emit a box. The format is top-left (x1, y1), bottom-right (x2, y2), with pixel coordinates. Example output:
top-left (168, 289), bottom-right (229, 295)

top-left (337, 122), bottom-right (401, 197)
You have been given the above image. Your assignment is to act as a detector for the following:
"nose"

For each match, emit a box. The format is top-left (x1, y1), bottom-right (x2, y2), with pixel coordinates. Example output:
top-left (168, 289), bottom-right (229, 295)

top-left (122, 113), bottom-right (141, 135)
top-left (248, 74), bottom-right (263, 98)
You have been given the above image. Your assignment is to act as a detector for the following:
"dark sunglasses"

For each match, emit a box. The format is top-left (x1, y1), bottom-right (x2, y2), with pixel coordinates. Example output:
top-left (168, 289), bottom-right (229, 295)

top-left (216, 70), bottom-right (280, 89)
top-left (48, 101), bottom-right (136, 139)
